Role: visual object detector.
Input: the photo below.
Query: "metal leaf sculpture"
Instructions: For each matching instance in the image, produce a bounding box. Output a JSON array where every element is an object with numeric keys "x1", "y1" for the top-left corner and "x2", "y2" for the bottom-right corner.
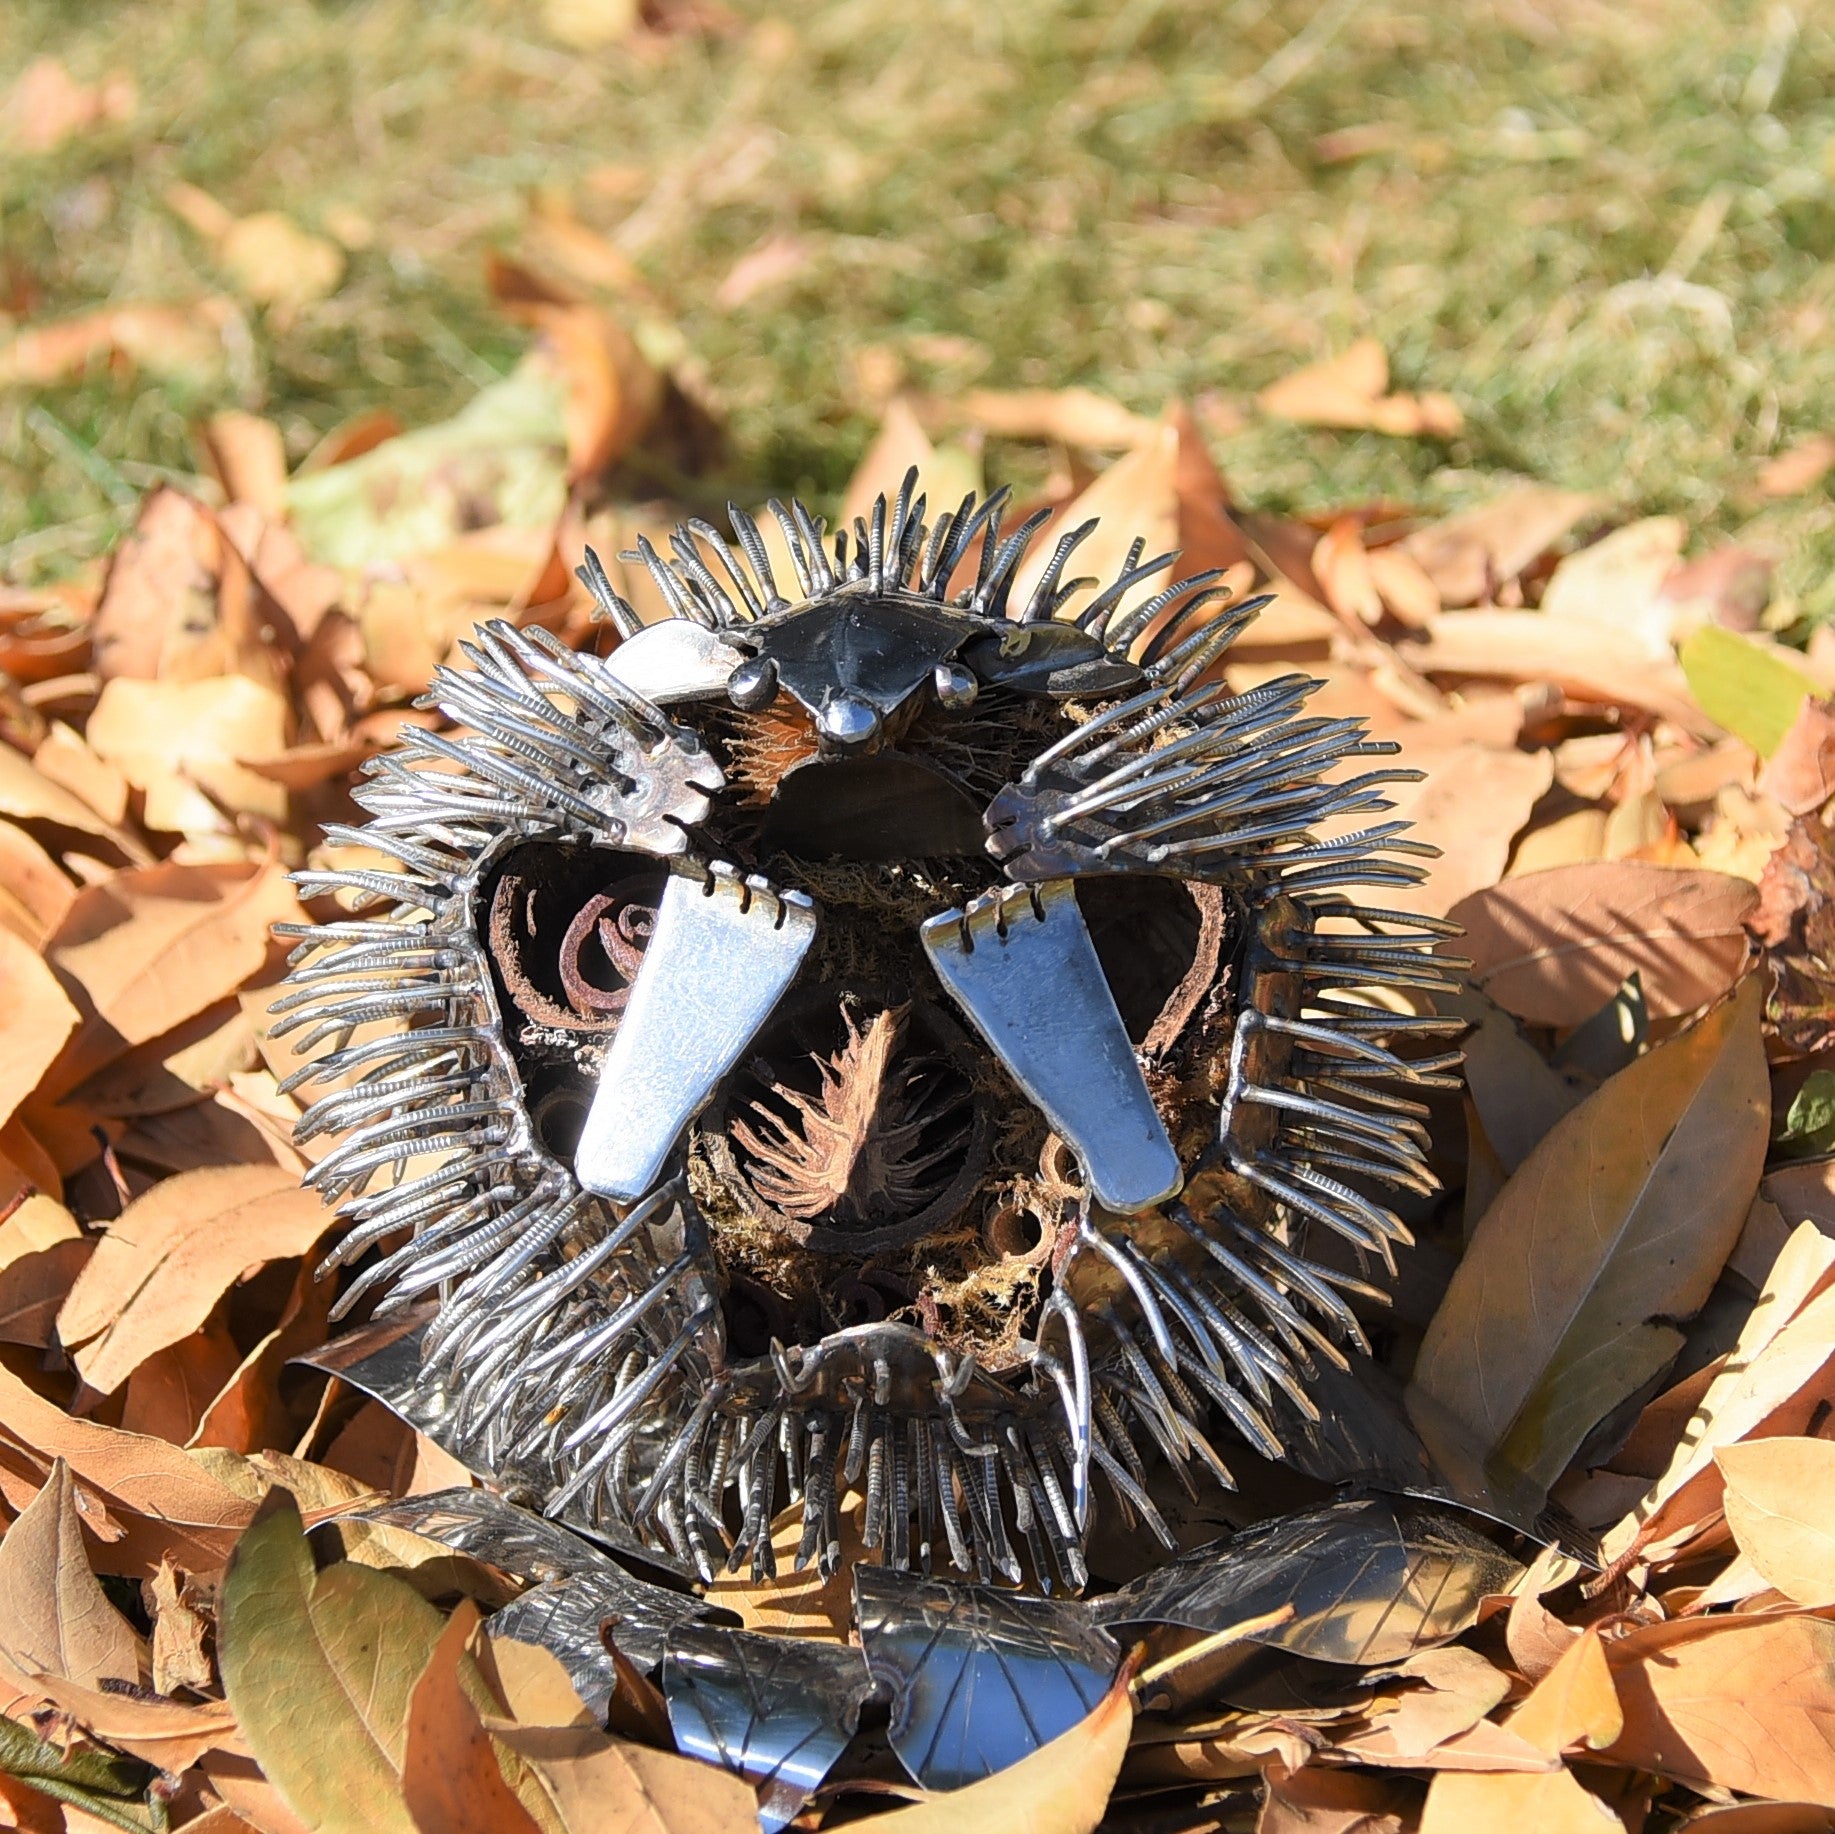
[{"x1": 278, "y1": 470, "x2": 1463, "y2": 1595}]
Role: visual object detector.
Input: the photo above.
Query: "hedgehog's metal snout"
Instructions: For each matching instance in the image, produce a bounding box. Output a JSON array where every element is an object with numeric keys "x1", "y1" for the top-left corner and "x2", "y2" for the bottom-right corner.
[{"x1": 574, "y1": 862, "x2": 818, "y2": 1203}]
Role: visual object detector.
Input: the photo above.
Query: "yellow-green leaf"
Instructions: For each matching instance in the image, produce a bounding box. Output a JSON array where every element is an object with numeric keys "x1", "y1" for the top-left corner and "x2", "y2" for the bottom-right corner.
[
  {"x1": 217, "y1": 1491, "x2": 446, "y2": 1834},
  {"x1": 1680, "y1": 626, "x2": 1817, "y2": 757}
]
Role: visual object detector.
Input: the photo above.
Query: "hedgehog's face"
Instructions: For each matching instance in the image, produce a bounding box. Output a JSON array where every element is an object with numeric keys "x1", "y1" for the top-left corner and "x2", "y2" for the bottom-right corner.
[{"x1": 283, "y1": 485, "x2": 1457, "y2": 1590}]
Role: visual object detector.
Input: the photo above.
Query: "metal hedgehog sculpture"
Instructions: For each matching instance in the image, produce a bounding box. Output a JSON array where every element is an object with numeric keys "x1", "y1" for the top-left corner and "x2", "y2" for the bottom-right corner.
[{"x1": 277, "y1": 473, "x2": 1462, "y2": 1593}]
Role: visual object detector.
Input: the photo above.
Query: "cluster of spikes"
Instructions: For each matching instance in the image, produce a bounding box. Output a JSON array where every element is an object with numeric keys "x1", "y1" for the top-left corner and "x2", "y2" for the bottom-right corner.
[
  {"x1": 589, "y1": 469, "x2": 1261, "y2": 680},
  {"x1": 275, "y1": 477, "x2": 1463, "y2": 1590}
]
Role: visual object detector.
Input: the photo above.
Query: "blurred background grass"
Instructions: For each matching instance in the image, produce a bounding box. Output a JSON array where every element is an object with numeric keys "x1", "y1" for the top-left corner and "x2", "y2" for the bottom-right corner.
[{"x1": 4, "y1": 0, "x2": 1835, "y2": 611}]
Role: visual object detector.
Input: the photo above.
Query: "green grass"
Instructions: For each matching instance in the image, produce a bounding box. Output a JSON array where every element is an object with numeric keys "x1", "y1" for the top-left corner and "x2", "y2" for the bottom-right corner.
[{"x1": 5, "y1": 0, "x2": 1835, "y2": 615}]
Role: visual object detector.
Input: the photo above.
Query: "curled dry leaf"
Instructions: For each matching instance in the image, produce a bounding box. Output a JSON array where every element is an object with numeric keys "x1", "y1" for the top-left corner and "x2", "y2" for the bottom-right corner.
[
  {"x1": 1256, "y1": 338, "x2": 1462, "y2": 437},
  {"x1": 867, "y1": 1665, "x2": 1134, "y2": 1834},
  {"x1": 57, "y1": 1165, "x2": 335, "y2": 1396},
  {"x1": 0, "y1": 1459, "x2": 140, "y2": 1693},
  {"x1": 1410, "y1": 975, "x2": 1767, "y2": 1495},
  {"x1": 401, "y1": 1604, "x2": 549, "y2": 1834},
  {"x1": 1447, "y1": 861, "x2": 1758, "y2": 1025}
]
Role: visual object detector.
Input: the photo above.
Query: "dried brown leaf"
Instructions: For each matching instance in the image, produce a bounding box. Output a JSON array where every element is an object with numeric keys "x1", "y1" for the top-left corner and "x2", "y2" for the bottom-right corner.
[
  {"x1": 490, "y1": 1721, "x2": 760, "y2": 1834},
  {"x1": 215, "y1": 213, "x2": 345, "y2": 312},
  {"x1": 1717, "y1": 1438, "x2": 1835, "y2": 1605},
  {"x1": 847, "y1": 1666, "x2": 1132, "y2": 1834},
  {"x1": 0, "y1": 1459, "x2": 140, "y2": 1690},
  {"x1": 0, "y1": 743, "x2": 138, "y2": 853},
  {"x1": 1401, "y1": 485, "x2": 1601, "y2": 607},
  {"x1": 1258, "y1": 339, "x2": 1459, "y2": 436},
  {"x1": 1506, "y1": 1627, "x2": 1622, "y2": 1757},
  {"x1": 1010, "y1": 420, "x2": 1179, "y2": 629},
  {"x1": 1442, "y1": 986, "x2": 1582, "y2": 1173},
  {"x1": 29, "y1": 1670, "x2": 243, "y2": 1770},
  {"x1": 715, "y1": 233, "x2": 809, "y2": 310},
  {"x1": 2, "y1": 57, "x2": 134, "y2": 153},
  {"x1": 957, "y1": 388, "x2": 1155, "y2": 451},
  {"x1": 44, "y1": 857, "x2": 303, "y2": 1091},
  {"x1": 1400, "y1": 609, "x2": 1710, "y2": 732},
  {"x1": 705, "y1": 1498, "x2": 859, "y2": 1641},
  {"x1": 1607, "y1": 1220, "x2": 1835, "y2": 1565},
  {"x1": 92, "y1": 489, "x2": 223, "y2": 684},
  {"x1": 0, "y1": 927, "x2": 79, "y2": 1131},
  {"x1": 1255, "y1": 1765, "x2": 1413, "y2": 1834},
  {"x1": 1448, "y1": 861, "x2": 1757, "y2": 1025},
  {"x1": 33, "y1": 725, "x2": 127, "y2": 826},
  {"x1": 1366, "y1": 542, "x2": 1442, "y2": 628},
  {"x1": 148, "y1": 1557, "x2": 214, "y2": 1696},
  {"x1": 1602, "y1": 1615, "x2": 1835, "y2": 1805},
  {"x1": 0, "y1": 821, "x2": 77, "y2": 946},
  {"x1": 0, "y1": 1360, "x2": 255, "y2": 1574},
  {"x1": 401, "y1": 1605, "x2": 549, "y2": 1834},
  {"x1": 1758, "y1": 435, "x2": 1835, "y2": 500},
  {"x1": 58, "y1": 1165, "x2": 333, "y2": 1395},
  {"x1": 86, "y1": 676, "x2": 292, "y2": 832},
  {"x1": 1541, "y1": 516, "x2": 1688, "y2": 653},
  {"x1": 1759, "y1": 698, "x2": 1835, "y2": 817},
  {"x1": 200, "y1": 414, "x2": 290, "y2": 521},
  {"x1": 1383, "y1": 743, "x2": 1554, "y2": 917},
  {"x1": 1417, "y1": 1767, "x2": 1619, "y2": 1833},
  {"x1": 1313, "y1": 519, "x2": 1384, "y2": 625},
  {"x1": 1410, "y1": 976, "x2": 1767, "y2": 1493}
]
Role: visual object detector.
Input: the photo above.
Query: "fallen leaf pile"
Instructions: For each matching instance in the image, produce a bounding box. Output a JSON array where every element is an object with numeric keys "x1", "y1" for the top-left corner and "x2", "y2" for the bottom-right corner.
[{"x1": 2, "y1": 259, "x2": 1835, "y2": 1833}]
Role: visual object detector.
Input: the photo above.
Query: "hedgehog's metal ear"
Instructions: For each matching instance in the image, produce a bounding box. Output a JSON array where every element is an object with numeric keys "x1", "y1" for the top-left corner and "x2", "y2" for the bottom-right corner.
[
  {"x1": 920, "y1": 881, "x2": 1181, "y2": 1215},
  {"x1": 575, "y1": 864, "x2": 817, "y2": 1203}
]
